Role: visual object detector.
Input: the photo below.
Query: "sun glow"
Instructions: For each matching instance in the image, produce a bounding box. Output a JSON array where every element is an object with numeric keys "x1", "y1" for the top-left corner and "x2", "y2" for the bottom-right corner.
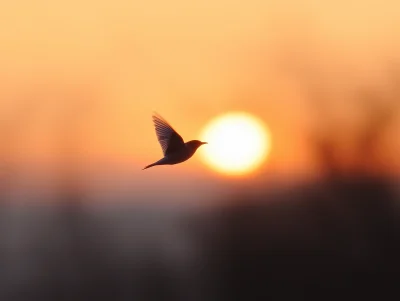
[{"x1": 200, "y1": 112, "x2": 271, "y2": 176}]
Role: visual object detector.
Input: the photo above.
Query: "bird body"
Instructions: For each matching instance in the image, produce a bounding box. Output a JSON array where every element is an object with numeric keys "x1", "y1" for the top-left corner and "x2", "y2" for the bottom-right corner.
[{"x1": 143, "y1": 113, "x2": 207, "y2": 170}]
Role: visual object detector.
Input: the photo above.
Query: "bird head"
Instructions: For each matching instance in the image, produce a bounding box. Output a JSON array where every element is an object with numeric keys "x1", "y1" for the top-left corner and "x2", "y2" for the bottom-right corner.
[{"x1": 186, "y1": 140, "x2": 208, "y2": 151}]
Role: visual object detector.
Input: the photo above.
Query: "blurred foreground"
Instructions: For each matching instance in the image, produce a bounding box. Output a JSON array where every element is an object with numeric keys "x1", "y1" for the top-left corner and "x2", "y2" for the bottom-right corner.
[{"x1": 1, "y1": 174, "x2": 399, "y2": 300}]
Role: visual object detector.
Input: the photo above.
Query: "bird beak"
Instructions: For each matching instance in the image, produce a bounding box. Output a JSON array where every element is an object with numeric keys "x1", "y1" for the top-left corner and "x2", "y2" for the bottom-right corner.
[{"x1": 201, "y1": 142, "x2": 208, "y2": 145}]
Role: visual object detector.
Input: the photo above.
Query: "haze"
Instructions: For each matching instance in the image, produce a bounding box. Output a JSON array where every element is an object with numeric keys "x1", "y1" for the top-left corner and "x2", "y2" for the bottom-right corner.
[{"x1": 1, "y1": 0, "x2": 399, "y2": 203}]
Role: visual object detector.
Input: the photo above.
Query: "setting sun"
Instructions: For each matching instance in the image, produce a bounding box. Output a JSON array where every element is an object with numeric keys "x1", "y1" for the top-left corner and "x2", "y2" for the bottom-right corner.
[{"x1": 200, "y1": 112, "x2": 271, "y2": 176}]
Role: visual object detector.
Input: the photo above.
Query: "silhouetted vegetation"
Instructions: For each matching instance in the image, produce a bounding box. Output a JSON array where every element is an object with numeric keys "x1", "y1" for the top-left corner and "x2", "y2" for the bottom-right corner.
[{"x1": 0, "y1": 173, "x2": 398, "y2": 300}]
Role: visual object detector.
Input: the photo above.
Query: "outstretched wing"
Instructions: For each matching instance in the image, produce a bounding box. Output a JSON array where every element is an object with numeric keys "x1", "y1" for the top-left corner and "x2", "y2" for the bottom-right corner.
[{"x1": 152, "y1": 113, "x2": 185, "y2": 156}]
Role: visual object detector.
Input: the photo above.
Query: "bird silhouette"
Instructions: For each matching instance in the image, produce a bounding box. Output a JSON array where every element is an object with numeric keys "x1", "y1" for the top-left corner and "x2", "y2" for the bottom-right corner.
[{"x1": 143, "y1": 113, "x2": 207, "y2": 170}]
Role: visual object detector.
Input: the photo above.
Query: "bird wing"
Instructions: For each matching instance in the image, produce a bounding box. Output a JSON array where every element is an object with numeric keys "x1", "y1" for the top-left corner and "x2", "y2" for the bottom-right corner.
[{"x1": 152, "y1": 113, "x2": 185, "y2": 156}]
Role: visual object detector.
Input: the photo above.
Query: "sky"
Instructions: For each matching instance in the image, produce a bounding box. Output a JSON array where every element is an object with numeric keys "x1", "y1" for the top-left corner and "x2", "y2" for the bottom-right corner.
[{"x1": 1, "y1": 0, "x2": 400, "y2": 203}]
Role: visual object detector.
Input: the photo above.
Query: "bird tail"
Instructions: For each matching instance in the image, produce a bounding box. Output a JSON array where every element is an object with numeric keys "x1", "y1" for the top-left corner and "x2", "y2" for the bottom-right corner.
[
  {"x1": 142, "y1": 163, "x2": 157, "y2": 170},
  {"x1": 142, "y1": 158, "x2": 168, "y2": 170}
]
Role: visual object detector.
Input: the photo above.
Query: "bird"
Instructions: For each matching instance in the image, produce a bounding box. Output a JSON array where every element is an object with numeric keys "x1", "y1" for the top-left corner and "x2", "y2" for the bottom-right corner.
[{"x1": 143, "y1": 113, "x2": 208, "y2": 170}]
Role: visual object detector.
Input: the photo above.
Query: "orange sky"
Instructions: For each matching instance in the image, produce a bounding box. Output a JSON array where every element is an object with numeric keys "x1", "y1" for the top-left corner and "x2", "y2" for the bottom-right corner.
[{"x1": 1, "y1": 1, "x2": 400, "y2": 202}]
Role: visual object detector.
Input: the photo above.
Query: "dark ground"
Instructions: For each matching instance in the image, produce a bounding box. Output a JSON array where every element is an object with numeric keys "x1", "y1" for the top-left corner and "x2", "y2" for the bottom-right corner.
[{"x1": 1, "y1": 175, "x2": 399, "y2": 301}]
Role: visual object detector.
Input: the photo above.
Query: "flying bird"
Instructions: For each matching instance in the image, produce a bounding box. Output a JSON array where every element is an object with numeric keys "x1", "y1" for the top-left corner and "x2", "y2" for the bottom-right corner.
[{"x1": 143, "y1": 113, "x2": 207, "y2": 170}]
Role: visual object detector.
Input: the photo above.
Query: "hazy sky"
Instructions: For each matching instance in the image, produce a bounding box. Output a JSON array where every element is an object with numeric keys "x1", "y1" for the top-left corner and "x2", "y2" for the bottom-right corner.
[{"x1": 1, "y1": 1, "x2": 399, "y2": 203}]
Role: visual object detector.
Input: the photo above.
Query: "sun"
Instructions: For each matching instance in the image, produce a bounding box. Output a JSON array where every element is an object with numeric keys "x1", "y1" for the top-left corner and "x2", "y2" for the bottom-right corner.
[{"x1": 200, "y1": 112, "x2": 271, "y2": 176}]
